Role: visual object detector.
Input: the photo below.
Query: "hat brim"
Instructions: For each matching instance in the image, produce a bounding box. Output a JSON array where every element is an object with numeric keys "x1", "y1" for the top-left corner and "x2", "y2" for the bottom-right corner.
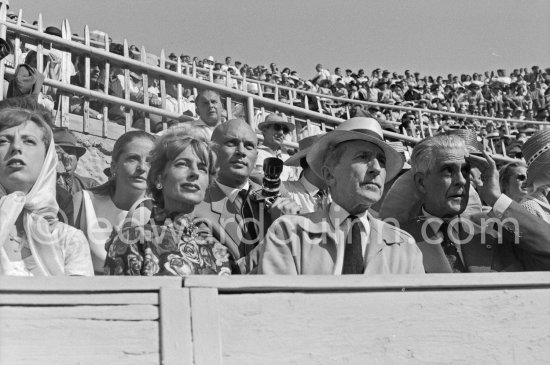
[
  {"x1": 257, "y1": 120, "x2": 295, "y2": 132},
  {"x1": 306, "y1": 130, "x2": 405, "y2": 182},
  {"x1": 58, "y1": 143, "x2": 86, "y2": 158},
  {"x1": 284, "y1": 148, "x2": 309, "y2": 167}
]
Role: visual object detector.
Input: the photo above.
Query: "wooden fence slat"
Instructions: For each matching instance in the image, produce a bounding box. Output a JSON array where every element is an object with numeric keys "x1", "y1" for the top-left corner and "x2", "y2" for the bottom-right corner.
[
  {"x1": 159, "y1": 287, "x2": 193, "y2": 365},
  {"x1": 183, "y1": 272, "x2": 550, "y2": 293},
  {"x1": 36, "y1": 13, "x2": 44, "y2": 73},
  {"x1": 159, "y1": 49, "x2": 167, "y2": 131},
  {"x1": 59, "y1": 19, "x2": 71, "y2": 128},
  {"x1": 0, "y1": 276, "x2": 183, "y2": 291},
  {"x1": 189, "y1": 288, "x2": 222, "y2": 365},
  {"x1": 140, "y1": 45, "x2": 150, "y2": 133},
  {"x1": 0, "y1": 292, "x2": 158, "y2": 305},
  {"x1": 82, "y1": 24, "x2": 90, "y2": 133},
  {"x1": 0, "y1": 4, "x2": 7, "y2": 99},
  {"x1": 101, "y1": 32, "x2": 110, "y2": 137},
  {"x1": 123, "y1": 38, "x2": 133, "y2": 131}
]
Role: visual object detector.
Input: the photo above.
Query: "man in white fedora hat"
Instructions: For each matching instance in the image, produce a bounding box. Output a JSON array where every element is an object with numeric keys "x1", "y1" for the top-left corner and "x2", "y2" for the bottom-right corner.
[{"x1": 258, "y1": 117, "x2": 425, "y2": 275}]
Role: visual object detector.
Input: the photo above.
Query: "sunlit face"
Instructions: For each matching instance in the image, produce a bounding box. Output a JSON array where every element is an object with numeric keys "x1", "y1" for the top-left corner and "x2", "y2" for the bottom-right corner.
[
  {"x1": 215, "y1": 122, "x2": 258, "y2": 187},
  {"x1": 505, "y1": 166, "x2": 528, "y2": 203},
  {"x1": 417, "y1": 147, "x2": 471, "y2": 218},
  {"x1": 262, "y1": 124, "x2": 288, "y2": 149},
  {"x1": 324, "y1": 140, "x2": 387, "y2": 213},
  {"x1": 161, "y1": 146, "x2": 210, "y2": 206},
  {"x1": 56, "y1": 145, "x2": 79, "y2": 174},
  {"x1": 195, "y1": 91, "x2": 223, "y2": 127},
  {"x1": 112, "y1": 138, "x2": 155, "y2": 192},
  {"x1": 0, "y1": 121, "x2": 47, "y2": 194}
]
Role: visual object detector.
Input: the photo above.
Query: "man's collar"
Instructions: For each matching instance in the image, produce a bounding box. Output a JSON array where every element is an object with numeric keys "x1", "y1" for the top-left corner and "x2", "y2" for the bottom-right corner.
[
  {"x1": 215, "y1": 180, "x2": 249, "y2": 203},
  {"x1": 329, "y1": 201, "x2": 368, "y2": 228},
  {"x1": 299, "y1": 175, "x2": 319, "y2": 196}
]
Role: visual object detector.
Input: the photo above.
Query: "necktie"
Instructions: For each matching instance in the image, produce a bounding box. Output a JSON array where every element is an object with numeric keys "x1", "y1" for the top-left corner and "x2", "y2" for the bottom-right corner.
[
  {"x1": 342, "y1": 215, "x2": 364, "y2": 274},
  {"x1": 313, "y1": 190, "x2": 325, "y2": 211},
  {"x1": 440, "y1": 221, "x2": 466, "y2": 273},
  {"x1": 236, "y1": 188, "x2": 259, "y2": 256}
]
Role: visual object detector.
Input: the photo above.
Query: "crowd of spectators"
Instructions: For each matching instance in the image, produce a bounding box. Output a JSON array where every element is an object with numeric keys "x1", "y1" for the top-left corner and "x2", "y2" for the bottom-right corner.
[{"x1": 1, "y1": 95, "x2": 550, "y2": 278}]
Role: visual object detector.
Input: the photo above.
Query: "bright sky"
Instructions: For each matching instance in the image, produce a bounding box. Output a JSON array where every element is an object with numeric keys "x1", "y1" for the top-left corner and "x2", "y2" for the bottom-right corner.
[{"x1": 15, "y1": 0, "x2": 550, "y2": 79}]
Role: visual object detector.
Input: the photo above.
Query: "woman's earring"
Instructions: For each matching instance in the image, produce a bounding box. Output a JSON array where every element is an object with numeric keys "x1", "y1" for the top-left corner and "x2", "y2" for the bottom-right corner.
[{"x1": 156, "y1": 182, "x2": 163, "y2": 190}]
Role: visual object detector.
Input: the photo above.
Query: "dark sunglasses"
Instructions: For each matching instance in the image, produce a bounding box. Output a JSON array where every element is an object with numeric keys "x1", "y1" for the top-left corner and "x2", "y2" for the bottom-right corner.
[
  {"x1": 272, "y1": 124, "x2": 290, "y2": 134},
  {"x1": 516, "y1": 174, "x2": 527, "y2": 181}
]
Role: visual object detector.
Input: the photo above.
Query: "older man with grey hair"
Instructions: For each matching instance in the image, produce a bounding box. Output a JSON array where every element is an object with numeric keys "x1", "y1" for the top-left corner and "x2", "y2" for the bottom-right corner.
[
  {"x1": 400, "y1": 133, "x2": 550, "y2": 273},
  {"x1": 258, "y1": 117, "x2": 424, "y2": 275}
]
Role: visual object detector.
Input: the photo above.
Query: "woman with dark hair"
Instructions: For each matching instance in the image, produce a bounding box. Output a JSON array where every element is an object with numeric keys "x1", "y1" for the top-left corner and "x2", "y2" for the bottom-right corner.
[
  {"x1": 104, "y1": 127, "x2": 230, "y2": 276},
  {"x1": 73, "y1": 130, "x2": 155, "y2": 274},
  {"x1": 0, "y1": 103, "x2": 93, "y2": 276}
]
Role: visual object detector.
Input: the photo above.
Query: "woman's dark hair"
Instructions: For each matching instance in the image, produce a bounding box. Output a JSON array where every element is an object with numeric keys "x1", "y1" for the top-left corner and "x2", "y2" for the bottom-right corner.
[
  {"x1": 0, "y1": 96, "x2": 53, "y2": 149},
  {"x1": 147, "y1": 128, "x2": 216, "y2": 207},
  {"x1": 89, "y1": 130, "x2": 156, "y2": 196}
]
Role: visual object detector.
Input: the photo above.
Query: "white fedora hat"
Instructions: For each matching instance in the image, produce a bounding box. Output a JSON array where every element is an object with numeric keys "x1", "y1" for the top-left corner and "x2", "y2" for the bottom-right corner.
[{"x1": 306, "y1": 117, "x2": 404, "y2": 182}]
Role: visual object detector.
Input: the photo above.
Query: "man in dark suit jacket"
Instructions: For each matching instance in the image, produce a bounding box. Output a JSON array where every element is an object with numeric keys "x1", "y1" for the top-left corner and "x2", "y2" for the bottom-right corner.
[
  {"x1": 194, "y1": 119, "x2": 299, "y2": 273},
  {"x1": 402, "y1": 133, "x2": 550, "y2": 273},
  {"x1": 53, "y1": 128, "x2": 98, "y2": 194}
]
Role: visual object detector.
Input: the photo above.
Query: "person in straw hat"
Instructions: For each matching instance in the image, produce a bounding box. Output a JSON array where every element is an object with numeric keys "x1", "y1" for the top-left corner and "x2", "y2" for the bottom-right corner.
[
  {"x1": 280, "y1": 135, "x2": 328, "y2": 213},
  {"x1": 252, "y1": 113, "x2": 298, "y2": 183},
  {"x1": 517, "y1": 129, "x2": 550, "y2": 270},
  {"x1": 53, "y1": 127, "x2": 98, "y2": 195},
  {"x1": 258, "y1": 117, "x2": 424, "y2": 275},
  {"x1": 520, "y1": 129, "x2": 550, "y2": 223}
]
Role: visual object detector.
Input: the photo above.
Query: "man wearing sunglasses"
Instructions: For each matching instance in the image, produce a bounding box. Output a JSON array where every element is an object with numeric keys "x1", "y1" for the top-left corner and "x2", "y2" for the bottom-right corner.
[{"x1": 252, "y1": 113, "x2": 299, "y2": 183}]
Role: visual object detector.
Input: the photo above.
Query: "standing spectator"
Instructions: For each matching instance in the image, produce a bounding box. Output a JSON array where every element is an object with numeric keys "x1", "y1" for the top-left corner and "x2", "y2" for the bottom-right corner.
[{"x1": 313, "y1": 63, "x2": 331, "y2": 82}]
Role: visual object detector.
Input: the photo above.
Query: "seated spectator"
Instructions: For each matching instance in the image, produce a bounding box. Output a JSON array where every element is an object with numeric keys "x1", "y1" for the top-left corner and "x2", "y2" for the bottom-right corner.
[
  {"x1": 499, "y1": 161, "x2": 529, "y2": 203},
  {"x1": 0, "y1": 101, "x2": 93, "y2": 276},
  {"x1": 186, "y1": 89, "x2": 225, "y2": 138},
  {"x1": 253, "y1": 113, "x2": 299, "y2": 183},
  {"x1": 521, "y1": 130, "x2": 550, "y2": 223},
  {"x1": 258, "y1": 117, "x2": 424, "y2": 275},
  {"x1": 73, "y1": 131, "x2": 155, "y2": 274},
  {"x1": 70, "y1": 56, "x2": 125, "y2": 123},
  {"x1": 54, "y1": 128, "x2": 99, "y2": 194},
  {"x1": 516, "y1": 130, "x2": 550, "y2": 270},
  {"x1": 104, "y1": 130, "x2": 231, "y2": 276},
  {"x1": 401, "y1": 134, "x2": 524, "y2": 273},
  {"x1": 281, "y1": 135, "x2": 329, "y2": 213}
]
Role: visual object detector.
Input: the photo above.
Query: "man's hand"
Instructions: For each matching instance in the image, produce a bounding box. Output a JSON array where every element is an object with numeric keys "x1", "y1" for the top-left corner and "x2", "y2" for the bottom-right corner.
[
  {"x1": 467, "y1": 149, "x2": 502, "y2": 206},
  {"x1": 269, "y1": 197, "x2": 300, "y2": 220}
]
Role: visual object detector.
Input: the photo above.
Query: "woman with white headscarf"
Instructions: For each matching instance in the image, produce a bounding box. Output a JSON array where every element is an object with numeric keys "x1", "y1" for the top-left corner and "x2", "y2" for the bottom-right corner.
[{"x1": 0, "y1": 100, "x2": 93, "y2": 276}]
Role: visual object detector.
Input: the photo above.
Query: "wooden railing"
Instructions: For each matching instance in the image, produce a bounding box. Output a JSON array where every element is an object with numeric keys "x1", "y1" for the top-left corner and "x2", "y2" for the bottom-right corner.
[
  {"x1": 0, "y1": 4, "x2": 528, "y2": 162},
  {"x1": 1, "y1": 273, "x2": 550, "y2": 365}
]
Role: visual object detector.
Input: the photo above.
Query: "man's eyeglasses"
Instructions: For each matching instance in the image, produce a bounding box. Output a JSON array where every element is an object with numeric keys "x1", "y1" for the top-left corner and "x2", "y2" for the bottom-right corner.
[
  {"x1": 516, "y1": 174, "x2": 527, "y2": 181},
  {"x1": 272, "y1": 124, "x2": 290, "y2": 134}
]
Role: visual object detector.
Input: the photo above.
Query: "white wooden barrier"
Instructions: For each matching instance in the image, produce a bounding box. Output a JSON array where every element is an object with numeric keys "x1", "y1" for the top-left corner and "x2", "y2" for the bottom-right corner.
[{"x1": 1, "y1": 273, "x2": 550, "y2": 365}]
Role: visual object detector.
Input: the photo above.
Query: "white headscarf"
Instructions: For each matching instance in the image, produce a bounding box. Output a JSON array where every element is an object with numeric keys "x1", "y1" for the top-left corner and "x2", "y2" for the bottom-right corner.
[{"x1": 0, "y1": 134, "x2": 65, "y2": 275}]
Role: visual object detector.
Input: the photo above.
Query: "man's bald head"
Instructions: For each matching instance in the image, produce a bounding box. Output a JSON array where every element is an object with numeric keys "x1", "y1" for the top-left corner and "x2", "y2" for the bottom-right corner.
[
  {"x1": 212, "y1": 118, "x2": 257, "y2": 145},
  {"x1": 212, "y1": 119, "x2": 259, "y2": 187}
]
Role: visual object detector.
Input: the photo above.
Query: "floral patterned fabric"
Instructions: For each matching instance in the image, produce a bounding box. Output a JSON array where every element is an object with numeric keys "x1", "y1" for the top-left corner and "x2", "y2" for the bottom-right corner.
[{"x1": 104, "y1": 202, "x2": 231, "y2": 276}]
